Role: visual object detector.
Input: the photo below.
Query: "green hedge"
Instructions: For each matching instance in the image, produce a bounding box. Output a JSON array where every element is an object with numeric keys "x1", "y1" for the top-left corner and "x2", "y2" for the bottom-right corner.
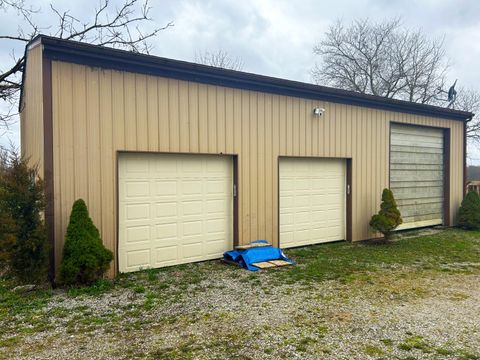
[
  {"x1": 458, "y1": 191, "x2": 480, "y2": 230},
  {"x1": 0, "y1": 151, "x2": 48, "y2": 284}
]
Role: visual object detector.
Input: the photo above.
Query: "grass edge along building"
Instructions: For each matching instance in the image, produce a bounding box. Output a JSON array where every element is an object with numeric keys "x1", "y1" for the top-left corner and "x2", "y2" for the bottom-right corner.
[{"x1": 20, "y1": 35, "x2": 473, "y2": 279}]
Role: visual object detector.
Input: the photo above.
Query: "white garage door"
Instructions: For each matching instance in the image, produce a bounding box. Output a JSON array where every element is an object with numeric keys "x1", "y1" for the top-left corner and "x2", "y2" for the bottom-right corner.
[
  {"x1": 390, "y1": 124, "x2": 444, "y2": 230},
  {"x1": 280, "y1": 158, "x2": 346, "y2": 248},
  {"x1": 118, "y1": 153, "x2": 233, "y2": 273}
]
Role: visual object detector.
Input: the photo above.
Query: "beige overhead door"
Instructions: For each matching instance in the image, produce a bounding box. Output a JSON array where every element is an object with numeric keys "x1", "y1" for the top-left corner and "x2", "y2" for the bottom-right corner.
[
  {"x1": 390, "y1": 123, "x2": 444, "y2": 230},
  {"x1": 118, "y1": 153, "x2": 233, "y2": 273},
  {"x1": 280, "y1": 158, "x2": 346, "y2": 248}
]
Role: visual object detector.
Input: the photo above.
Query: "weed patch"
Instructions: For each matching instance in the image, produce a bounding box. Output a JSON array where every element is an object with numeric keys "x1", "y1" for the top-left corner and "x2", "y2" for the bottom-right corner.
[
  {"x1": 364, "y1": 344, "x2": 385, "y2": 356},
  {"x1": 398, "y1": 335, "x2": 432, "y2": 353}
]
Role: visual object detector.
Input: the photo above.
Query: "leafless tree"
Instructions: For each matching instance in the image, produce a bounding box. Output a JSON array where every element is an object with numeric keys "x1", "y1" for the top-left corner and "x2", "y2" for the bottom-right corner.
[
  {"x1": 312, "y1": 17, "x2": 480, "y2": 144},
  {"x1": 454, "y1": 88, "x2": 480, "y2": 142},
  {"x1": 195, "y1": 49, "x2": 243, "y2": 71},
  {"x1": 0, "y1": 0, "x2": 173, "y2": 132},
  {"x1": 312, "y1": 18, "x2": 448, "y2": 104}
]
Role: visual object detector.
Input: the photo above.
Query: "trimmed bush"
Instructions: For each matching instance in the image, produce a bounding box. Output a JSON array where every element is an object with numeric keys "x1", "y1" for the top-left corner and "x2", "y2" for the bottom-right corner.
[
  {"x1": 370, "y1": 188, "x2": 402, "y2": 241},
  {"x1": 458, "y1": 191, "x2": 480, "y2": 230},
  {"x1": 0, "y1": 149, "x2": 48, "y2": 283},
  {"x1": 60, "y1": 199, "x2": 113, "y2": 285}
]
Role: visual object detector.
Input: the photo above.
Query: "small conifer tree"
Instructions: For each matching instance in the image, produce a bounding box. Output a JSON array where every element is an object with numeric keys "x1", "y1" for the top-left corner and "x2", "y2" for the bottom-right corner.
[
  {"x1": 60, "y1": 199, "x2": 113, "y2": 285},
  {"x1": 458, "y1": 191, "x2": 480, "y2": 230},
  {"x1": 0, "y1": 150, "x2": 48, "y2": 283},
  {"x1": 0, "y1": 211, "x2": 16, "y2": 270},
  {"x1": 370, "y1": 188, "x2": 402, "y2": 241}
]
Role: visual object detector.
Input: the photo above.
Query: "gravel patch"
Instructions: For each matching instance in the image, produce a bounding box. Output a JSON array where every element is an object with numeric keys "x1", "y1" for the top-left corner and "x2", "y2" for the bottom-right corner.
[{"x1": 2, "y1": 264, "x2": 479, "y2": 360}]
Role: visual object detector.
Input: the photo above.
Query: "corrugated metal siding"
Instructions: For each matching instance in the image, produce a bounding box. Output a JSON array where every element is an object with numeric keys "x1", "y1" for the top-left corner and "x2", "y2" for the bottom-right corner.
[
  {"x1": 20, "y1": 44, "x2": 44, "y2": 174},
  {"x1": 49, "y1": 61, "x2": 465, "y2": 276}
]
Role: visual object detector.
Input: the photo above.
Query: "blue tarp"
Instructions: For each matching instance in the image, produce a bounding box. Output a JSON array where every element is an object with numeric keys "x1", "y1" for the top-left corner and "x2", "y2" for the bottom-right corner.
[{"x1": 223, "y1": 240, "x2": 294, "y2": 271}]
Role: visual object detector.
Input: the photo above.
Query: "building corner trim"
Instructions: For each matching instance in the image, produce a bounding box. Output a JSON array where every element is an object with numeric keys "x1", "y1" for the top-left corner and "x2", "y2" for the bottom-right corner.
[
  {"x1": 443, "y1": 128, "x2": 451, "y2": 226},
  {"x1": 464, "y1": 122, "x2": 467, "y2": 199},
  {"x1": 42, "y1": 57, "x2": 55, "y2": 284}
]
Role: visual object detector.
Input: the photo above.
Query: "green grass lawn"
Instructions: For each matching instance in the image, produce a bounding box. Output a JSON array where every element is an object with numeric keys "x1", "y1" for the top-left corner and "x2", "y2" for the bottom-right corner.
[{"x1": 280, "y1": 228, "x2": 480, "y2": 284}]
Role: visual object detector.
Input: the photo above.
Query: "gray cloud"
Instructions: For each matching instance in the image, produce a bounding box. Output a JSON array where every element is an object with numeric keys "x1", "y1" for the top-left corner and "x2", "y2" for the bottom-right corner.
[{"x1": 1, "y1": 0, "x2": 479, "y2": 160}]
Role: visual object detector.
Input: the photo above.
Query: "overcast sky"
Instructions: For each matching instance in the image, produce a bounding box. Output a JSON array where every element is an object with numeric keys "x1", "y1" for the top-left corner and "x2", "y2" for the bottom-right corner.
[{"x1": 1, "y1": 0, "x2": 480, "y2": 161}]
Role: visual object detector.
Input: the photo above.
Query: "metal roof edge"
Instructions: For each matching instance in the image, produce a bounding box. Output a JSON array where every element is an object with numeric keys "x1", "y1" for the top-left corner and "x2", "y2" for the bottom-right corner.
[{"x1": 33, "y1": 35, "x2": 474, "y2": 122}]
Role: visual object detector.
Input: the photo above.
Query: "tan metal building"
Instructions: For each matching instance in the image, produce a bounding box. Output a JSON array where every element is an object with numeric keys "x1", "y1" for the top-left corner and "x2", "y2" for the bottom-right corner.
[{"x1": 20, "y1": 36, "x2": 472, "y2": 279}]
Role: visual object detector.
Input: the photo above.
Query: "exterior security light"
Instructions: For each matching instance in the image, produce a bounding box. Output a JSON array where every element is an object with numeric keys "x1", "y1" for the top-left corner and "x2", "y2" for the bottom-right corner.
[{"x1": 313, "y1": 107, "x2": 325, "y2": 116}]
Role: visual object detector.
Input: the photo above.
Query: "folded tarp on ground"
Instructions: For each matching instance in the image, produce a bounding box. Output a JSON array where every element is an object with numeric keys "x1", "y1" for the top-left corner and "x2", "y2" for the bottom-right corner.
[{"x1": 223, "y1": 240, "x2": 294, "y2": 271}]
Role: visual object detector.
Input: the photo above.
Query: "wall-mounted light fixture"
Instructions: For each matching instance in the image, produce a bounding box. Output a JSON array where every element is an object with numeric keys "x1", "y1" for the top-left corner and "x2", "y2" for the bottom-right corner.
[{"x1": 313, "y1": 107, "x2": 325, "y2": 117}]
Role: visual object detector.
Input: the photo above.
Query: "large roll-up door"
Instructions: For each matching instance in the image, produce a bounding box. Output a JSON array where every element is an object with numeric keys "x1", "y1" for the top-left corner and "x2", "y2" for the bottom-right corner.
[
  {"x1": 118, "y1": 153, "x2": 233, "y2": 273},
  {"x1": 279, "y1": 158, "x2": 346, "y2": 248},
  {"x1": 390, "y1": 124, "x2": 444, "y2": 230}
]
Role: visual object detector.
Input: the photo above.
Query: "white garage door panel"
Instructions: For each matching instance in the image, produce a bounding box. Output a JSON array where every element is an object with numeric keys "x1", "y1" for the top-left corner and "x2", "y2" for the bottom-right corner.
[
  {"x1": 119, "y1": 153, "x2": 233, "y2": 273},
  {"x1": 280, "y1": 158, "x2": 346, "y2": 248}
]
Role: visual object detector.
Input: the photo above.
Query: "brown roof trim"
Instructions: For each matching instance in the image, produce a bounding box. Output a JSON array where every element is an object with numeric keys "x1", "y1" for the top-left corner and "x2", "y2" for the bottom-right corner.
[{"x1": 28, "y1": 35, "x2": 473, "y2": 122}]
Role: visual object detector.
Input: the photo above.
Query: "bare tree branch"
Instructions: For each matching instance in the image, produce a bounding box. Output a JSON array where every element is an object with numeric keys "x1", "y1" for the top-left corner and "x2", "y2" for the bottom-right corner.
[
  {"x1": 312, "y1": 17, "x2": 480, "y2": 148},
  {"x1": 0, "y1": 0, "x2": 173, "y2": 130},
  {"x1": 312, "y1": 18, "x2": 449, "y2": 105},
  {"x1": 0, "y1": 35, "x2": 30, "y2": 42},
  {"x1": 195, "y1": 49, "x2": 244, "y2": 71},
  {"x1": 453, "y1": 87, "x2": 480, "y2": 142}
]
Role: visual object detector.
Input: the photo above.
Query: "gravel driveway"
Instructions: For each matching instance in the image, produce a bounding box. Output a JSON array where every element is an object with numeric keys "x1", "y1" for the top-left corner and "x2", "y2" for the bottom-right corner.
[{"x1": 1, "y1": 229, "x2": 480, "y2": 359}]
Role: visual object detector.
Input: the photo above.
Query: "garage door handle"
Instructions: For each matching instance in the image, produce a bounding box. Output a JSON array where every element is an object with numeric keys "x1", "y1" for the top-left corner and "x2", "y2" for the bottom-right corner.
[{"x1": 347, "y1": 184, "x2": 351, "y2": 195}]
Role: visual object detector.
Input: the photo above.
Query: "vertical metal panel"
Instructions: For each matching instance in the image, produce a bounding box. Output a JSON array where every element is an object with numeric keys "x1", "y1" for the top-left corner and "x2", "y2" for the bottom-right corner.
[
  {"x1": 147, "y1": 76, "x2": 159, "y2": 151},
  {"x1": 20, "y1": 45, "x2": 44, "y2": 174},
  {"x1": 48, "y1": 61, "x2": 466, "y2": 275},
  {"x1": 305, "y1": 100, "x2": 312, "y2": 156},
  {"x1": 112, "y1": 71, "x2": 125, "y2": 150},
  {"x1": 188, "y1": 82, "x2": 199, "y2": 153},
  {"x1": 58, "y1": 63, "x2": 75, "y2": 270},
  {"x1": 207, "y1": 85, "x2": 217, "y2": 153},
  {"x1": 51, "y1": 61, "x2": 62, "y2": 271},
  {"x1": 198, "y1": 84, "x2": 208, "y2": 153},
  {"x1": 72, "y1": 66, "x2": 88, "y2": 198},
  {"x1": 168, "y1": 79, "x2": 179, "y2": 151},
  {"x1": 99, "y1": 69, "x2": 115, "y2": 275},
  {"x1": 124, "y1": 72, "x2": 136, "y2": 150},
  {"x1": 232, "y1": 89, "x2": 243, "y2": 240},
  {"x1": 85, "y1": 67, "x2": 102, "y2": 231},
  {"x1": 240, "y1": 90, "x2": 250, "y2": 241},
  {"x1": 179, "y1": 81, "x2": 190, "y2": 152},
  {"x1": 224, "y1": 88, "x2": 234, "y2": 154},
  {"x1": 272, "y1": 95, "x2": 280, "y2": 240},
  {"x1": 257, "y1": 93, "x2": 265, "y2": 239},
  {"x1": 265, "y1": 94, "x2": 274, "y2": 239},
  {"x1": 217, "y1": 87, "x2": 226, "y2": 152},
  {"x1": 158, "y1": 78, "x2": 169, "y2": 151},
  {"x1": 249, "y1": 92, "x2": 258, "y2": 237},
  {"x1": 135, "y1": 74, "x2": 148, "y2": 150}
]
